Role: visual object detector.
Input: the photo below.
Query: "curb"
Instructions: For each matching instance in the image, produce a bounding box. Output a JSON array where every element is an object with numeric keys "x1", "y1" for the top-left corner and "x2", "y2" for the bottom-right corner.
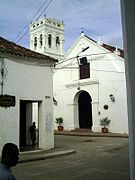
[
  {"x1": 54, "y1": 131, "x2": 129, "y2": 138},
  {"x1": 19, "y1": 149, "x2": 76, "y2": 163}
]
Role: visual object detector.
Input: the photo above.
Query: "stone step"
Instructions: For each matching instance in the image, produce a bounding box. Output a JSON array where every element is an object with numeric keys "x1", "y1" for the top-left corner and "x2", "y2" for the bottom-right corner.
[{"x1": 71, "y1": 128, "x2": 92, "y2": 132}]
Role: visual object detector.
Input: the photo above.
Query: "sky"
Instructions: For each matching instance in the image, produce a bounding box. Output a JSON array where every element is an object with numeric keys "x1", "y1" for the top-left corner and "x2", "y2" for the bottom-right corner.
[{"x1": 0, "y1": 0, "x2": 123, "y2": 52}]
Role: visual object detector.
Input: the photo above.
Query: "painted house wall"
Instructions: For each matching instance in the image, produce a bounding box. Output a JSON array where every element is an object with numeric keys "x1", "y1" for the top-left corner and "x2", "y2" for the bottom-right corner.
[
  {"x1": 0, "y1": 57, "x2": 54, "y2": 153},
  {"x1": 53, "y1": 34, "x2": 128, "y2": 134}
]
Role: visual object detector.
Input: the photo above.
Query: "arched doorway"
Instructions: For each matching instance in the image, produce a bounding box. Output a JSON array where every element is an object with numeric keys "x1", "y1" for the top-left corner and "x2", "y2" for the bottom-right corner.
[{"x1": 78, "y1": 91, "x2": 92, "y2": 129}]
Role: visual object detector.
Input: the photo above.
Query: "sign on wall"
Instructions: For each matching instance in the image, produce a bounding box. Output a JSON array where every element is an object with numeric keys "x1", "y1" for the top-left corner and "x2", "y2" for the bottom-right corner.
[{"x1": 0, "y1": 95, "x2": 15, "y2": 108}]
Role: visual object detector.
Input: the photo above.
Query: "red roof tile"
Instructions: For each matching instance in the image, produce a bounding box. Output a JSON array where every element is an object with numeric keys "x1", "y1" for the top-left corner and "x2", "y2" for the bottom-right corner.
[
  {"x1": 85, "y1": 35, "x2": 124, "y2": 58},
  {"x1": 0, "y1": 37, "x2": 58, "y2": 63},
  {"x1": 102, "y1": 43, "x2": 124, "y2": 58}
]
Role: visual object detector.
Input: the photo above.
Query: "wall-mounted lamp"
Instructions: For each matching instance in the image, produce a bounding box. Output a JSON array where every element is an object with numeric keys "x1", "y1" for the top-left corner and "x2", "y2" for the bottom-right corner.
[{"x1": 109, "y1": 94, "x2": 115, "y2": 102}]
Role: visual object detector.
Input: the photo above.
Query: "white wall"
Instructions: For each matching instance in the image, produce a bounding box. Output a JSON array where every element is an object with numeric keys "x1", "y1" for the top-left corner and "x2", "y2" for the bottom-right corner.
[
  {"x1": 0, "y1": 57, "x2": 54, "y2": 153},
  {"x1": 0, "y1": 98, "x2": 20, "y2": 152}
]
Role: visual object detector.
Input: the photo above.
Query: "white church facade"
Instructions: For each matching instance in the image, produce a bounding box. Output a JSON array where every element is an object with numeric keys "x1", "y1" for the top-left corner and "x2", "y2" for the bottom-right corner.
[
  {"x1": 0, "y1": 37, "x2": 57, "y2": 153},
  {"x1": 30, "y1": 17, "x2": 128, "y2": 134}
]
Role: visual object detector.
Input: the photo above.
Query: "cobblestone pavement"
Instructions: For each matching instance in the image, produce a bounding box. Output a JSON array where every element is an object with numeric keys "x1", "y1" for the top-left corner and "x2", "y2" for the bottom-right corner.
[{"x1": 13, "y1": 135, "x2": 130, "y2": 180}]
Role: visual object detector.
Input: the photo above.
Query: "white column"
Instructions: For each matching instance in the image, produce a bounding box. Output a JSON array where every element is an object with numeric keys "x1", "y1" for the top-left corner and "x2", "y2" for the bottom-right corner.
[
  {"x1": 38, "y1": 97, "x2": 54, "y2": 150},
  {"x1": 121, "y1": 1, "x2": 135, "y2": 179},
  {"x1": 73, "y1": 103, "x2": 79, "y2": 129}
]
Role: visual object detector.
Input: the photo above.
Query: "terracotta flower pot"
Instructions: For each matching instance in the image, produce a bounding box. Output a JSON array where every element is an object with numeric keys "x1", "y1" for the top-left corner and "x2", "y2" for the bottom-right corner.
[
  {"x1": 58, "y1": 126, "x2": 64, "y2": 131},
  {"x1": 101, "y1": 127, "x2": 108, "y2": 133}
]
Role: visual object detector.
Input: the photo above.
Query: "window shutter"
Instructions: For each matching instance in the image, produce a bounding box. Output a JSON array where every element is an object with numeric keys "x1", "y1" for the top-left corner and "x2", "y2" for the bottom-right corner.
[{"x1": 79, "y1": 63, "x2": 90, "y2": 79}]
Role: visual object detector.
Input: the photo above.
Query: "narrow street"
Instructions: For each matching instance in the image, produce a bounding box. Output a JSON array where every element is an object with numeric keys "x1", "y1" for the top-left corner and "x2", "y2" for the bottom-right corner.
[{"x1": 13, "y1": 135, "x2": 130, "y2": 180}]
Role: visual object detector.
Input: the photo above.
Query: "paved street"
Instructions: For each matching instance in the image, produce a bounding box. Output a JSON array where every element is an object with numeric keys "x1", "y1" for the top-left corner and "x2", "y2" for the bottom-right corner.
[{"x1": 13, "y1": 135, "x2": 130, "y2": 180}]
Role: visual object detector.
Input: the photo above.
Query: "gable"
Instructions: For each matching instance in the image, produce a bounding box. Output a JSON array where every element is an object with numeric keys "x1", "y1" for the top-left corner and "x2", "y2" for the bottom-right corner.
[
  {"x1": 66, "y1": 34, "x2": 124, "y2": 61},
  {"x1": 59, "y1": 33, "x2": 125, "y2": 75}
]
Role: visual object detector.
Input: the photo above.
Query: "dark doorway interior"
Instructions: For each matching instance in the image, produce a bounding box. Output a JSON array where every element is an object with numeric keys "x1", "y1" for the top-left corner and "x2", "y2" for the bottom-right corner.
[
  {"x1": 19, "y1": 100, "x2": 39, "y2": 151},
  {"x1": 20, "y1": 100, "x2": 26, "y2": 147},
  {"x1": 78, "y1": 91, "x2": 92, "y2": 129},
  {"x1": 20, "y1": 100, "x2": 39, "y2": 151}
]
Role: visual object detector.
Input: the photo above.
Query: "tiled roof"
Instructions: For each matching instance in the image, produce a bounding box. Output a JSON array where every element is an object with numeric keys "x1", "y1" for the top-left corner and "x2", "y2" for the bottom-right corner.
[
  {"x1": 85, "y1": 35, "x2": 124, "y2": 58},
  {"x1": 0, "y1": 37, "x2": 58, "y2": 63},
  {"x1": 102, "y1": 43, "x2": 124, "y2": 58}
]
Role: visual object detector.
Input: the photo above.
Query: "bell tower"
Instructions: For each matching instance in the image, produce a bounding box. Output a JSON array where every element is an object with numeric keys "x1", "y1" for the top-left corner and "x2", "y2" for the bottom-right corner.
[{"x1": 29, "y1": 17, "x2": 65, "y2": 60}]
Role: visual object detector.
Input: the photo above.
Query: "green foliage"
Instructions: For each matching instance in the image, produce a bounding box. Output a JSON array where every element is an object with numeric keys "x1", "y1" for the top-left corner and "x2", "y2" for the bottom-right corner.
[
  {"x1": 55, "y1": 117, "x2": 63, "y2": 126},
  {"x1": 100, "y1": 117, "x2": 111, "y2": 128}
]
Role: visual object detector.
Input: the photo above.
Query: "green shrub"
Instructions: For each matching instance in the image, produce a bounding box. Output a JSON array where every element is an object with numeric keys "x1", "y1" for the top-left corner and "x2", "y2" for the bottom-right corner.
[
  {"x1": 100, "y1": 117, "x2": 111, "y2": 128},
  {"x1": 55, "y1": 117, "x2": 63, "y2": 126}
]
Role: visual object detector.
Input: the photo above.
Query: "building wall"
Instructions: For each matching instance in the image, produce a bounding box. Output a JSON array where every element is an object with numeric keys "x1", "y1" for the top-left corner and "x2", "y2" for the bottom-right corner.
[
  {"x1": 0, "y1": 57, "x2": 54, "y2": 152},
  {"x1": 54, "y1": 77, "x2": 128, "y2": 133},
  {"x1": 53, "y1": 35, "x2": 128, "y2": 134},
  {"x1": 30, "y1": 18, "x2": 128, "y2": 134}
]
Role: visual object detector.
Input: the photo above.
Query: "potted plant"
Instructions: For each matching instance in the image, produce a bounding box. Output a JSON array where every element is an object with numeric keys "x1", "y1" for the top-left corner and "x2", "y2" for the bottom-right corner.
[
  {"x1": 100, "y1": 117, "x2": 111, "y2": 133},
  {"x1": 55, "y1": 117, "x2": 64, "y2": 131}
]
